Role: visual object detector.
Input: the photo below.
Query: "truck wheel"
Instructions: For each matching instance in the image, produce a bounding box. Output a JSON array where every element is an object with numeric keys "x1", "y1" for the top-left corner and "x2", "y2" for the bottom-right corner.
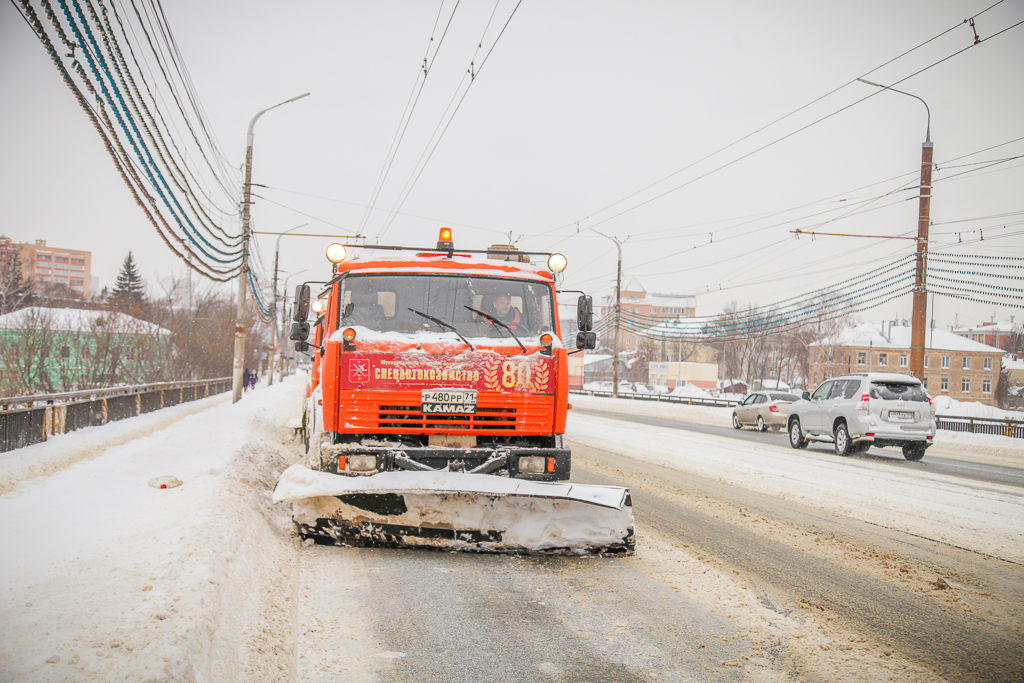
[
  {"x1": 789, "y1": 419, "x2": 808, "y2": 449},
  {"x1": 756, "y1": 415, "x2": 767, "y2": 432},
  {"x1": 733, "y1": 414, "x2": 742, "y2": 430},
  {"x1": 834, "y1": 422, "x2": 852, "y2": 457},
  {"x1": 902, "y1": 444, "x2": 926, "y2": 461}
]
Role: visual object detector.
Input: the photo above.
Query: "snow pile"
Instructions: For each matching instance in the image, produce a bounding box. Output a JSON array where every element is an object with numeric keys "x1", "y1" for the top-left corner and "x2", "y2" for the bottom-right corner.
[
  {"x1": 932, "y1": 395, "x2": 1023, "y2": 420},
  {"x1": 0, "y1": 376, "x2": 307, "y2": 681},
  {"x1": 668, "y1": 383, "x2": 712, "y2": 399}
]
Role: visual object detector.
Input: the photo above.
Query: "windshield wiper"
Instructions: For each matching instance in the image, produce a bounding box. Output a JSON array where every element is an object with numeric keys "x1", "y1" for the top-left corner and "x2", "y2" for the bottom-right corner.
[
  {"x1": 407, "y1": 308, "x2": 475, "y2": 352},
  {"x1": 464, "y1": 306, "x2": 527, "y2": 354}
]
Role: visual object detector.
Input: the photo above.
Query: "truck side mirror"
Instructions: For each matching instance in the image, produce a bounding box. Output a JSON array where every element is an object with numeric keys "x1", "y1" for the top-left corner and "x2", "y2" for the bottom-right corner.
[
  {"x1": 293, "y1": 284, "x2": 311, "y2": 322},
  {"x1": 289, "y1": 321, "x2": 310, "y2": 342},
  {"x1": 577, "y1": 295, "x2": 593, "y2": 332},
  {"x1": 576, "y1": 331, "x2": 597, "y2": 350}
]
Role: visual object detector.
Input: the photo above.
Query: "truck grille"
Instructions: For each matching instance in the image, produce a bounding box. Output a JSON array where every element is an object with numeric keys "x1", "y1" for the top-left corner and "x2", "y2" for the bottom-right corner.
[{"x1": 378, "y1": 405, "x2": 517, "y2": 431}]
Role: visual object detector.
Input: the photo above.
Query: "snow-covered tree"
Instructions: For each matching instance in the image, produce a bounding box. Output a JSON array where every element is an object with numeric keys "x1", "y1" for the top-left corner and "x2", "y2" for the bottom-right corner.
[{"x1": 0, "y1": 250, "x2": 35, "y2": 314}]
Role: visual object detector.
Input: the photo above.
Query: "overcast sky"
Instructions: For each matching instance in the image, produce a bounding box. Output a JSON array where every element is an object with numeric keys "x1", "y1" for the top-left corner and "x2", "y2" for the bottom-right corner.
[{"x1": 2, "y1": 0, "x2": 1022, "y2": 330}]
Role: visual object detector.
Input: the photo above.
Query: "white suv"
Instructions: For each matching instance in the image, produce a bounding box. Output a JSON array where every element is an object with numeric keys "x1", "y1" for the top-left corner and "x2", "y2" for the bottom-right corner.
[{"x1": 787, "y1": 373, "x2": 936, "y2": 460}]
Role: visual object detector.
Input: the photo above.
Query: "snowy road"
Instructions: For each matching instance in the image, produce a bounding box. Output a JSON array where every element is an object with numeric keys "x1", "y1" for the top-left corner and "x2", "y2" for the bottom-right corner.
[
  {"x1": 1, "y1": 380, "x2": 1022, "y2": 682},
  {"x1": 572, "y1": 405, "x2": 1024, "y2": 489}
]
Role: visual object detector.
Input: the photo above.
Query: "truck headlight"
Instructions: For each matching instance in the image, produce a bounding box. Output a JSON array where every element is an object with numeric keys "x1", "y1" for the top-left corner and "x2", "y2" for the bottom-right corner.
[
  {"x1": 518, "y1": 456, "x2": 545, "y2": 474},
  {"x1": 348, "y1": 455, "x2": 377, "y2": 472}
]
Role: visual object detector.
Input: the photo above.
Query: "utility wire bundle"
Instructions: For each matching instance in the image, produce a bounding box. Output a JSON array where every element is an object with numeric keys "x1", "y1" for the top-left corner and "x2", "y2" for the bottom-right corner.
[{"x1": 13, "y1": 0, "x2": 244, "y2": 282}]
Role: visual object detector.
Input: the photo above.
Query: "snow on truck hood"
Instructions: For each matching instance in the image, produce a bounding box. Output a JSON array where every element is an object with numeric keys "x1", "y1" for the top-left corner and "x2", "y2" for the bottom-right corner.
[
  {"x1": 327, "y1": 326, "x2": 563, "y2": 349},
  {"x1": 273, "y1": 465, "x2": 629, "y2": 510}
]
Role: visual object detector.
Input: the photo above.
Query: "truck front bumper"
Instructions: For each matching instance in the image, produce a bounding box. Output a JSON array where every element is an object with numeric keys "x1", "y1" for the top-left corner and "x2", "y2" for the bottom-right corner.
[{"x1": 320, "y1": 445, "x2": 572, "y2": 482}]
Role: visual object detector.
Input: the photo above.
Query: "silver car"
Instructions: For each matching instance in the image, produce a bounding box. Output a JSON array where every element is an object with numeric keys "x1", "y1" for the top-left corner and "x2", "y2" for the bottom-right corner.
[
  {"x1": 732, "y1": 391, "x2": 801, "y2": 432},
  {"x1": 787, "y1": 373, "x2": 935, "y2": 460}
]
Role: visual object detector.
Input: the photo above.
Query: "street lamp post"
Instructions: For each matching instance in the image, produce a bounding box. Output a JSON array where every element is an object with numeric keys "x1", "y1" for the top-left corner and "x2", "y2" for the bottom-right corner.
[
  {"x1": 857, "y1": 79, "x2": 932, "y2": 381},
  {"x1": 233, "y1": 92, "x2": 310, "y2": 404},
  {"x1": 280, "y1": 269, "x2": 307, "y2": 381},
  {"x1": 267, "y1": 223, "x2": 308, "y2": 386},
  {"x1": 593, "y1": 230, "x2": 627, "y2": 398}
]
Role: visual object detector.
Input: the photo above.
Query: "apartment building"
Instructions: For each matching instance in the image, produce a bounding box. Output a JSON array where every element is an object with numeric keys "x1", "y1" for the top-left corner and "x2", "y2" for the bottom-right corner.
[
  {"x1": 810, "y1": 322, "x2": 1004, "y2": 407},
  {"x1": 953, "y1": 320, "x2": 1018, "y2": 353},
  {"x1": 0, "y1": 237, "x2": 92, "y2": 297},
  {"x1": 597, "y1": 277, "x2": 697, "y2": 350}
]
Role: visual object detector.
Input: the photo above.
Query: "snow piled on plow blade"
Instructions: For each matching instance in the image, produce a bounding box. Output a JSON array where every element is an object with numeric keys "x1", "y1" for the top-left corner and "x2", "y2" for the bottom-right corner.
[{"x1": 273, "y1": 465, "x2": 635, "y2": 555}]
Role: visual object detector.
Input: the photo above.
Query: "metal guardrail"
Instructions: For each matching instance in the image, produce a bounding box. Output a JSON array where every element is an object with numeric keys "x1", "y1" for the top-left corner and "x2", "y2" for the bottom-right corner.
[
  {"x1": 570, "y1": 389, "x2": 740, "y2": 408},
  {"x1": 935, "y1": 414, "x2": 1024, "y2": 439},
  {"x1": 571, "y1": 390, "x2": 1024, "y2": 439},
  {"x1": 0, "y1": 378, "x2": 232, "y2": 454}
]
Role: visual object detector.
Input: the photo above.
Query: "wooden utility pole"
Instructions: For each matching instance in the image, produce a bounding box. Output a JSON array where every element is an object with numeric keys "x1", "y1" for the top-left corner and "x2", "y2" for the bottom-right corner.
[{"x1": 910, "y1": 140, "x2": 933, "y2": 380}]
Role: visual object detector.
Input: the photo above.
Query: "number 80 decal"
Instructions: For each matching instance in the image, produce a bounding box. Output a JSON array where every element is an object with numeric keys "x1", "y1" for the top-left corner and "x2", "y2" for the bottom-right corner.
[{"x1": 501, "y1": 360, "x2": 533, "y2": 388}]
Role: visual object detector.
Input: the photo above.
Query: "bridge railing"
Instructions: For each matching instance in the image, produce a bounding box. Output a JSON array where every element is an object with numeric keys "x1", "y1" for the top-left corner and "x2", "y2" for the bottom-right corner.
[
  {"x1": 569, "y1": 389, "x2": 739, "y2": 408},
  {"x1": 0, "y1": 378, "x2": 231, "y2": 453}
]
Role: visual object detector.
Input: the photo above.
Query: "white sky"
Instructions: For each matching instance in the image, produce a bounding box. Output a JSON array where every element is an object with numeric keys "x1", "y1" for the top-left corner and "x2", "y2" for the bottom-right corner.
[{"x1": 1, "y1": 0, "x2": 1022, "y2": 329}]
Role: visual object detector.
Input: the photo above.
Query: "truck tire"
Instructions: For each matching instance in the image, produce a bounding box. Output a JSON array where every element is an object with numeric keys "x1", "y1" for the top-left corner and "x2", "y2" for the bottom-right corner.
[
  {"x1": 902, "y1": 444, "x2": 926, "y2": 461},
  {"x1": 789, "y1": 419, "x2": 808, "y2": 449},
  {"x1": 834, "y1": 422, "x2": 852, "y2": 457}
]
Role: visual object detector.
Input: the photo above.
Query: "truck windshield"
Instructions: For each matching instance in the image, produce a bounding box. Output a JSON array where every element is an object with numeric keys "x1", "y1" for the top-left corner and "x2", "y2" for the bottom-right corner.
[{"x1": 337, "y1": 273, "x2": 555, "y2": 339}]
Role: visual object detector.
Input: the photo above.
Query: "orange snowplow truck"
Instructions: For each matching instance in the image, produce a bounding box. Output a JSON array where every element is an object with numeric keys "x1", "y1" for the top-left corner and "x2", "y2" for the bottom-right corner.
[{"x1": 290, "y1": 229, "x2": 598, "y2": 481}]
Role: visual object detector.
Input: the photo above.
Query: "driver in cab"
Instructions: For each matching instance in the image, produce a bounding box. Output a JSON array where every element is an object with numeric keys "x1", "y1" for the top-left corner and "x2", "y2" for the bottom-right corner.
[{"x1": 487, "y1": 293, "x2": 523, "y2": 334}]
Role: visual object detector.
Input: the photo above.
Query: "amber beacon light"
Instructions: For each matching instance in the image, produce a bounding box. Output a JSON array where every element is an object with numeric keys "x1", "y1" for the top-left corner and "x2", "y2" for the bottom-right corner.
[{"x1": 437, "y1": 227, "x2": 454, "y2": 251}]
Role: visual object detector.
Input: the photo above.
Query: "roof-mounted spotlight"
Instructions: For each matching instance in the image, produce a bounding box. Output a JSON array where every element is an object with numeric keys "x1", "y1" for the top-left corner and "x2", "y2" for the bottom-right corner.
[
  {"x1": 547, "y1": 253, "x2": 568, "y2": 273},
  {"x1": 326, "y1": 243, "x2": 347, "y2": 263},
  {"x1": 311, "y1": 299, "x2": 325, "y2": 315}
]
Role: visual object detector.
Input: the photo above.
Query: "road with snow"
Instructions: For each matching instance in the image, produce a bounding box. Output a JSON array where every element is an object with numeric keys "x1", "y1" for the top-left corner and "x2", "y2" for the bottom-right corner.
[
  {"x1": 1, "y1": 381, "x2": 1022, "y2": 682},
  {"x1": 573, "y1": 404, "x2": 1024, "y2": 489}
]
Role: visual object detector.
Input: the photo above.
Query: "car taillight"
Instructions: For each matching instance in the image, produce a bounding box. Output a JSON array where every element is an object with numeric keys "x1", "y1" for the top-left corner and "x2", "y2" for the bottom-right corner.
[{"x1": 769, "y1": 405, "x2": 779, "y2": 413}]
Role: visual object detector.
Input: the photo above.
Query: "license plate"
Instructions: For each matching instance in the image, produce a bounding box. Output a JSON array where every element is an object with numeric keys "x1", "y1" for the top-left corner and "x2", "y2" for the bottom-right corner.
[
  {"x1": 421, "y1": 389, "x2": 477, "y2": 414},
  {"x1": 889, "y1": 410, "x2": 913, "y2": 420}
]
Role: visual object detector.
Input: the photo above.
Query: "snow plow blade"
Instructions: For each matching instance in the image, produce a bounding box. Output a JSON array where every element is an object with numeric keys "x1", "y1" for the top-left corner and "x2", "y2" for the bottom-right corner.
[{"x1": 273, "y1": 465, "x2": 634, "y2": 556}]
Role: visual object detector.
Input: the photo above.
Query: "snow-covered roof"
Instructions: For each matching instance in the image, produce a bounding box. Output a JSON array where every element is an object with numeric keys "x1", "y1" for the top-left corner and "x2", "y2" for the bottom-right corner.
[
  {"x1": 339, "y1": 248, "x2": 555, "y2": 283},
  {"x1": 953, "y1": 321, "x2": 1017, "y2": 334},
  {"x1": 622, "y1": 276, "x2": 645, "y2": 293},
  {"x1": 812, "y1": 323, "x2": 1003, "y2": 354},
  {"x1": 1004, "y1": 355, "x2": 1024, "y2": 371},
  {"x1": 0, "y1": 307, "x2": 170, "y2": 336}
]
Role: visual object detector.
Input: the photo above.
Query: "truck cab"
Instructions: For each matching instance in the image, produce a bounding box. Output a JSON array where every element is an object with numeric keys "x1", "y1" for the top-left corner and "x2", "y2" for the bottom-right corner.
[{"x1": 291, "y1": 231, "x2": 596, "y2": 482}]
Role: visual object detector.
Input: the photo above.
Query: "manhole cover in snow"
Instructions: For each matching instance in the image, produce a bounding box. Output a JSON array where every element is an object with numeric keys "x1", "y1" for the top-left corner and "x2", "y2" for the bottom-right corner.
[{"x1": 148, "y1": 476, "x2": 182, "y2": 489}]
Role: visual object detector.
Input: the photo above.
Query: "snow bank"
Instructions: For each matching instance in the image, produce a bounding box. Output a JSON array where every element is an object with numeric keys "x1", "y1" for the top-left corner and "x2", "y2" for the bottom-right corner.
[
  {"x1": 933, "y1": 395, "x2": 1024, "y2": 420},
  {"x1": 0, "y1": 377, "x2": 307, "y2": 682},
  {"x1": 668, "y1": 383, "x2": 711, "y2": 399}
]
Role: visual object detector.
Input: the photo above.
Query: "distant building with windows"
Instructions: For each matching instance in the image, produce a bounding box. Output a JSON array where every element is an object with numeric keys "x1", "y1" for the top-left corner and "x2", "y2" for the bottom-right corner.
[
  {"x1": 597, "y1": 277, "x2": 697, "y2": 350},
  {"x1": 810, "y1": 322, "x2": 1004, "y2": 406},
  {"x1": 952, "y1": 319, "x2": 1018, "y2": 353},
  {"x1": 0, "y1": 237, "x2": 92, "y2": 298}
]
